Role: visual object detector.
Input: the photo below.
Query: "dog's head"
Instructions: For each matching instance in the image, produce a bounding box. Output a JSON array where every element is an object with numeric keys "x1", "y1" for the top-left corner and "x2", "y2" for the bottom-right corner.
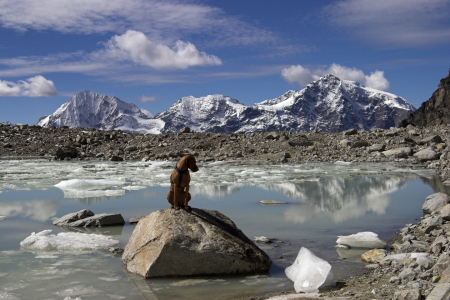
[{"x1": 184, "y1": 155, "x2": 199, "y2": 172}]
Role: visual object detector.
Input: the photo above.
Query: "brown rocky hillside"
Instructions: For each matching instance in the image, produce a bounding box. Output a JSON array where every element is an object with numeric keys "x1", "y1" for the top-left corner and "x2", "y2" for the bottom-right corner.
[{"x1": 400, "y1": 73, "x2": 450, "y2": 127}]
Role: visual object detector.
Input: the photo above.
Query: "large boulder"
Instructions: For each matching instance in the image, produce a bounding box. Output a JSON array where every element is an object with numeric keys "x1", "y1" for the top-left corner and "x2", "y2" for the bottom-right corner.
[
  {"x1": 422, "y1": 193, "x2": 449, "y2": 214},
  {"x1": 53, "y1": 209, "x2": 125, "y2": 227},
  {"x1": 122, "y1": 208, "x2": 272, "y2": 278}
]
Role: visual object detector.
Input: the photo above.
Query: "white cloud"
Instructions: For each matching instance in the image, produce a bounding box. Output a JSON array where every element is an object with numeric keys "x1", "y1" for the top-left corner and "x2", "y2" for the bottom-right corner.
[
  {"x1": 0, "y1": 0, "x2": 276, "y2": 47},
  {"x1": 281, "y1": 64, "x2": 390, "y2": 91},
  {"x1": 323, "y1": 0, "x2": 450, "y2": 47},
  {"x1": 102, "y1": 30, "x2": 222, "y2": 69},
  {"x1": 139, "y1": 95, "x2": 158, "y2": 103},
  {"x1": 0, "y1": 75, "x2": 57, "y2": 97}
]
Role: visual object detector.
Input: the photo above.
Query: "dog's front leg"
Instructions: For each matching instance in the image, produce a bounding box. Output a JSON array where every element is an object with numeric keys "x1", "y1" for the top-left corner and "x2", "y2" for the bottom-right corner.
[
  {"x1": 173, "y1": 185, "x2": 180, "y2": 210},
  {"x1": 184, "y1": 185, "x2": 191, "y2": 211}
]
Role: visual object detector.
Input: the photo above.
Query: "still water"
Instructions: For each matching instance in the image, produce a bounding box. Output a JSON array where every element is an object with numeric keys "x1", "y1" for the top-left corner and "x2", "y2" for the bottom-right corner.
[{"x1": 0, "y1": 160, "x2": 448, "y2": 300}]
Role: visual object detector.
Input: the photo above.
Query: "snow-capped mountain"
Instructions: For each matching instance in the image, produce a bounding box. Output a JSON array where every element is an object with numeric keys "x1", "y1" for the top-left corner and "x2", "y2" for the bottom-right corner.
[
  {"x1": 239, "y1": 74, "x2": 415, "y2": 132},
  {"x1": 37, "y1": 75, "x2": 415, "y2": 134},
  {"x1": 154, "y1": 94, "x2": 246, "y2": 133},
  {"x1": 37, "y1": 90, "x2": 163, "y2": 134}
]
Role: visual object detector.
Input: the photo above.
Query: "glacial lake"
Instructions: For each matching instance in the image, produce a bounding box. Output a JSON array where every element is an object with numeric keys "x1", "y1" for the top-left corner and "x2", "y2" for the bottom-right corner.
[{"x1": 0, "y1": 159, "x2": 449, "y2": 300}]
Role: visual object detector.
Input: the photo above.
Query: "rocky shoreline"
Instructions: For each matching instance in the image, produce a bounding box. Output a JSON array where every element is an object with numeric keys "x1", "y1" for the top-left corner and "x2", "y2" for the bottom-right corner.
[
  {"x1": 2, "y1": 123, "x2": 450, "y2": 299},
  {"x1": 1, "y1": 123, "x2": 450, "y2": 183}
]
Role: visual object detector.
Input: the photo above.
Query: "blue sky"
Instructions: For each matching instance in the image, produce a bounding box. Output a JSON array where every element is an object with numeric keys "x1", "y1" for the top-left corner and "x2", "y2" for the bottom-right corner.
[{"x1": 1, "y1": 0, "x2": 449, "y2": 125}]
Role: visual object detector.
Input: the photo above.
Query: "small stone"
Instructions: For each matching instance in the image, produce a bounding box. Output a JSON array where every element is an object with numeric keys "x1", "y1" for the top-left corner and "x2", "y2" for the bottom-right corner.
[{"x1": 393, "y1": 288, "x2": 421, "y2": 300}]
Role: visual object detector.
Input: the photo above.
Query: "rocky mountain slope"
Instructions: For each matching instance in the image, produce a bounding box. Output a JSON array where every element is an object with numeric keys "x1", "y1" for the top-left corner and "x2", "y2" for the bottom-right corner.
[
  {"x1": 37, "y1": 90, "x2": 163, "y2": 134},
  {"x1": 400, "y1": 74, "x2": 450, "y2": 127},
  {"x1": 36, "y1": 75, "x2": 415, "y2": 134}
]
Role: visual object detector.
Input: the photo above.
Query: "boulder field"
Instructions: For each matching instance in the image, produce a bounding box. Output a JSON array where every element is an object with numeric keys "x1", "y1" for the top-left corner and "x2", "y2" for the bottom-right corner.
[{"x1": 1, "y1": 123, "x2": 450, "y2": 184}]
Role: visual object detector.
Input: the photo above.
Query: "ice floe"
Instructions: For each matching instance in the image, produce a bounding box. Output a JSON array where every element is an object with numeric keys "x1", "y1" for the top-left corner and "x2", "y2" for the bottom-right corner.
[
  {"x1": 0, "y1": 160, "x2": 433, "y2": 195},
  {"x1": 20, "y1": 230, "x2": 119, "y2": 252},
  {"x1": 285, "y1": 247, "x2": 335, "y2": 293},
  {"x1": 336, "y1": 232, "x2": 387, "y2": 249}
]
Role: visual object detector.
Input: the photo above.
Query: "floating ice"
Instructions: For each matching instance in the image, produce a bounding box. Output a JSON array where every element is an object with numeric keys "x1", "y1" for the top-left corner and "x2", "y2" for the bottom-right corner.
[
  {"x1": 20, "y1": 230, "x2": 119, "y2": 252},
  {"x1": 336, "y1": 232, "x2": 387, "y2": 249},
  {"x1": 55, "y1": 179, "x2": 126, "y2": 189},
  {"x1": 285, "y1": 247, "x2": 335, "y2": 293}
]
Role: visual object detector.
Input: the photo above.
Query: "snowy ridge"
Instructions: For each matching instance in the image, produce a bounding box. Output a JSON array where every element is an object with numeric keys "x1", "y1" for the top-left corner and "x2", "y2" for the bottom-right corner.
[
  {"x1": 37, "y1": 90, "x2": 164, "y2": 134},
  {"x1": 36, "y1": 75, "x2": 415, "y2": 134}
]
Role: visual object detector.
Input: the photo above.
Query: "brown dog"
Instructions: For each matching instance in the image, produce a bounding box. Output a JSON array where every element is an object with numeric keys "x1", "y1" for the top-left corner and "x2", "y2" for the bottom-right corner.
[{"x1": 166, "y1": 155, "x2": 199, "y2": 211}]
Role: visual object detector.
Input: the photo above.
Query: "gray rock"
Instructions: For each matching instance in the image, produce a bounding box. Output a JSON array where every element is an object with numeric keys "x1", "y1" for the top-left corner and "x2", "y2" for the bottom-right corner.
[
  {"x1": 351, "y1": 140, "x2": 370, "y2": 148},
  {"x1": 365, "y1": 264, "x2": 379, "y2": 269},
  {"x1": 343, "y1": 128, "x2": 357, "y2": 135},
  {"x1": 423, "y1": 193, "x2": 449, "y2": 214},
  {"x1": 288, "y1": 140, "x2": 314, "y2": 147},
  {"x1": 129, "y1": 216, "x2": 145, "y2": 224},
  {"x1": 440, "y1": 204, "x2": 450, "y2": 220},
  {"x1": 55, "y1": 146, "x2": 78, "y2": 159},
  {"x1": 52, "y1": 209, "x2": 94, "y2": 226},
  {"x1": 70, "y1": 213, "x2": 125, "y2": 227},
  {"x1": 110, "y1": 155, "x2": 124, "y2": 161},
  {"x1": 420, "y1": 135, "x2": 443, "y2": 144},
  {"x1": 180, "y1": 127, "x2": 191, "y2": 133},
  {"x1": 368, "y1": 144, "x2": 386, "y2": 152},
  {"x1": 393, "y1": 288, "x2": 421, "y2": 300},
  {"x1": 259, "y1": 200, "x2": 288, "y2": 205},
  {"x1": 53, "y1": 210, "x2": 124, "y2": 227},
  {"x1": 414, "y1": 148, "x2": 440, "y2": 162},
  {"x1": 426, "y1": 283, "x2": 450, "y2": 300},
  {"x1": 398, "y1": 268, "x2": 417, "y2": 280},
  {"x1": 124, "y1": 145, "x2": 138, "y2": 152},
  {"x1": 382, "y1": 147, "x2": 413, "y2": 158},
  {"x1": 122, "y1": 208, "x2": 272, "y2": 278},
  {"x1": 339, "y1": 139, "x2": 352, "y2": 147}
]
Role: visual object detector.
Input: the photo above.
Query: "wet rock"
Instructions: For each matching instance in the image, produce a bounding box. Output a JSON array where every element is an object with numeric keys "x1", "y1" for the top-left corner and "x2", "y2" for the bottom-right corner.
[
  {"x1": 53, "y1": 210, "x2": 124, "y2": 227},
  {"x1": 109, "y1": 247, "x2": 124, "y2": 255},
  {"x1": 254, "y1": 236, "x2": 276, "y2": 243},
  {"x1": 129, "y1": 216, "x2": 145, "y2": 225},
  {"x1": 52, "y1": 209, "x2": 94, "y2": 226},
  {"x1": 361, "y1": 249, "x2": 387, "y2": 263},
  {"x1": 122, "y1": 208, "x2": 271, "y2": 277},
  {"x1": 422, "y1": 193, "x2": 449, "y2": 214}
]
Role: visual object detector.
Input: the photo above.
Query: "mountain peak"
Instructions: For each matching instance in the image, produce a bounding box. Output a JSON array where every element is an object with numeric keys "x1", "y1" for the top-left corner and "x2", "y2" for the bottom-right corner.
[{"x1": 37, "y1": 77, "x2": 416, "y2": 134}]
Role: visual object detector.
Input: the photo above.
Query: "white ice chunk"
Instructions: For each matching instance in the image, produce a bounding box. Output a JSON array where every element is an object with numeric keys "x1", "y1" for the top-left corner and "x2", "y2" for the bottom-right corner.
[
  {"x1": 122, "y1": 185, "x2": 146, "y2": 190},
  {"x1": 20, "y1": 230, "x2": 119, "y2": 252},
  {"x1": 55, "y1": 179, "x2": 126, "y2": 189},
  {"x1": 336, "y1": 232, "x2": 387, "y2": 249},
  {"x1": 285, "y1": 247, "x2": 335, "y2": 293},
  {"x1": 335, "y1": 161, "x2": 352, "y2": 165}
]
